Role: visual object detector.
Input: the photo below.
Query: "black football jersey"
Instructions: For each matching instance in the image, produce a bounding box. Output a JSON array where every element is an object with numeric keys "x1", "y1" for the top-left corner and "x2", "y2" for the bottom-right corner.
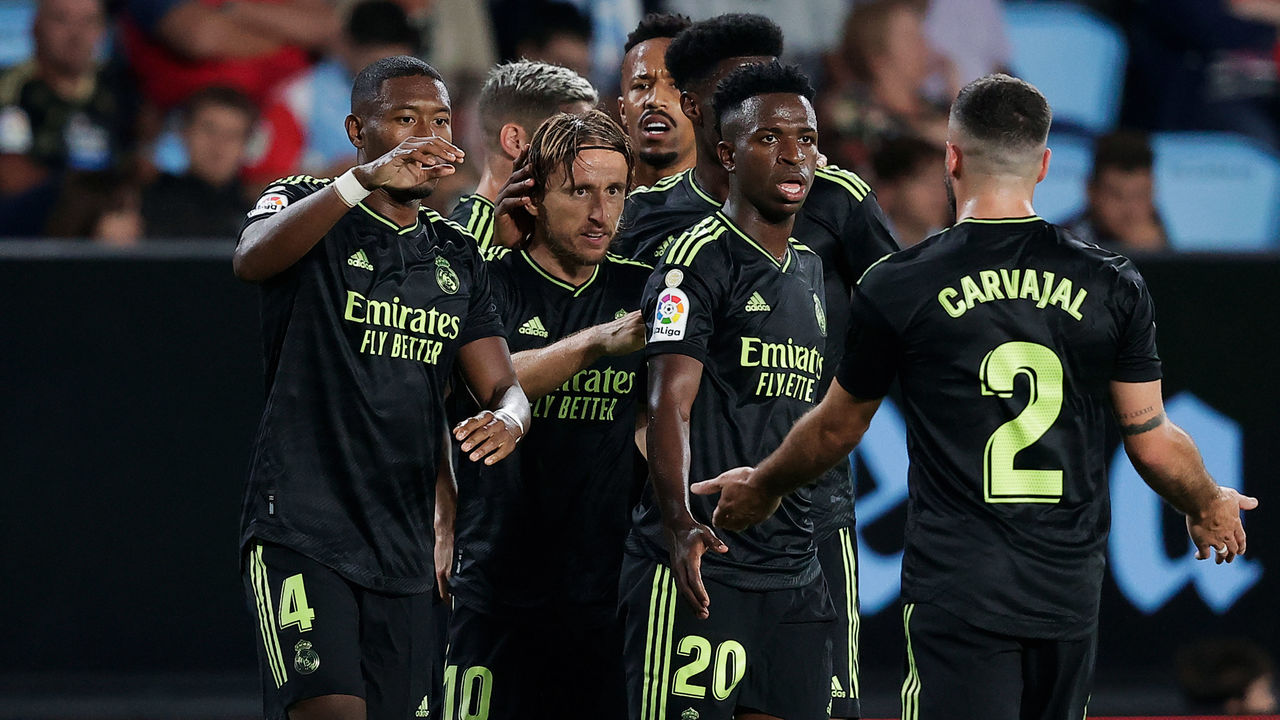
[
  {"x1": 449, "y1": 249, "x2": 652, "y2": 624},
  {"x1": 631, "y1": 212, "x2": 829, "y2": 591},
  {"x1": 836, "y1": 216, "x2": 1162, "y2": 639},
  {"x1": 238, "y1": 175, "x2": 503, "y2": 595},
  {"x1": 449, "y1": 193, "x2": 496, "y2": 252},
  {"x1": 616, "y1": 166, "x2": 898, "y2": 537}
]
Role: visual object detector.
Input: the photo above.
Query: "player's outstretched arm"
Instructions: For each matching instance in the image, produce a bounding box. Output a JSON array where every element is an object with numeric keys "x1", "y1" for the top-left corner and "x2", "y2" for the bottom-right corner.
[
  {"x1": 434, "y1": 424, "x2": 458, "y2": 601},
  {"x1": 1112, "y1": 380, "x2": 1258, "y2": 564},
  {"x1": 233, "y1": 135, "x2": 464, "y2": 282},
  {"x1": 513, "y1": 311, "x2": 645, "y2": 400},
  {"x1": 454, "y1": 336, "x2": 531, "y2": 466},
  {"x1": 693, "y1": 379, "x2": 879, "y2": 532},
  {"x1": 648, "y1": 354, "x2": 728, "y2": 619}
]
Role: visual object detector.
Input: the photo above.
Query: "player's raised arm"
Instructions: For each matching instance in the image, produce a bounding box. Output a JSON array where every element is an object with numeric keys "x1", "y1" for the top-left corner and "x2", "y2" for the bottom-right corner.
[
  {"x1": 647, "y1": 353, "x2": 728, "y2": 619},
  {"x1": 693, "y1": 380, "x2": 880, "y2": 531},
  {"x1": 1111, "y1": 380, "x2": 1258, "y2": 563},
  {"x1": 511, "y1": 310, "x2": 645, "y2": 400},
  {"x1": 233, "y1": 135, "x2": 463, "y2": 282},
  {"x1": 453, "y1": 336, "x2": 531, "y2": 466}
]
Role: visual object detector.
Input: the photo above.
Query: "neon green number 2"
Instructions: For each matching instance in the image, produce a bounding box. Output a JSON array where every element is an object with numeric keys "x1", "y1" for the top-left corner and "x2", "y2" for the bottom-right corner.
[
  {"x1": 278, "y1": 574, "x2": 316, "y2": 631},
  {"x1": 672, "y1": 635, "x2": 747, "y2": 701},
  {"x1": 979, "y1": 341, "x2": 1064, "y2": 503}
]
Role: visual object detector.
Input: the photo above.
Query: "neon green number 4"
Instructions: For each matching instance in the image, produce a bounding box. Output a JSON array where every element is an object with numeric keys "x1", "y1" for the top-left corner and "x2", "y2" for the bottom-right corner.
[
  {"x1": 979, "y1": 341, "x2": 1064, "y2": 503},
  {"x1": 278, "y1": 574, "x2": 316, "y2": 631}
]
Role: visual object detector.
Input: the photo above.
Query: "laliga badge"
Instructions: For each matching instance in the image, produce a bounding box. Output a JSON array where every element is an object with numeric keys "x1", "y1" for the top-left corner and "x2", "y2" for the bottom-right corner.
[
  {"x1": 664, "y1": 269, "x2": 684, "y2": 288},
  {"x1": 650, "y1": 288, "x2": 689, "y2": 342}
]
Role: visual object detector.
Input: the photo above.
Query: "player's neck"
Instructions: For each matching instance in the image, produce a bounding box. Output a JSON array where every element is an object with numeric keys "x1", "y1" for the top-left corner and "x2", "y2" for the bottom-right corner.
[
  {"x1": 363, "y1": 189, "x2": 421, "y2": 227},
  {"x1": 474, "y1": 157, "x2": 514, "y2": 203},
  {"x1": 723, "y1": 195, "x2": 794, "y2": 259},
  {"x1": 693, "y1": 144, "x2": 729, "y2": 203},
  {"x1": 527, "y1": 238, "x2": 594, "y2": 285},
  {"x1": 953, "y1": 183, "x2": 1036, "y2": 223}
]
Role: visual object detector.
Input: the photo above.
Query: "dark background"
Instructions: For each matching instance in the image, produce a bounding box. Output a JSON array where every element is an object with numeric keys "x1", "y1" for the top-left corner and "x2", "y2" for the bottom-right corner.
[{"x1": 0, "y1": 245, "x2": 1275, "y2": 717}]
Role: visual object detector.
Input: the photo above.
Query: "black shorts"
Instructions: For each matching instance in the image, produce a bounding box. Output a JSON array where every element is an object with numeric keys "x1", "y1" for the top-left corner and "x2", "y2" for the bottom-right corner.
[
  {"x1": 442, "y1": 601, "x2": 627, "y2": 719},
  {"x1": 619, "y1": 554, "x2": 835, "y2": 720},
  {"x1": 242, "y1": 541, "x2": 440, "y2": 720},
  {"x1": 816, "y1": 526, "x2": 861, "y2": 719},
  {"x1": 899, "y1": 602, "x2": 1096, "y2": 720}
]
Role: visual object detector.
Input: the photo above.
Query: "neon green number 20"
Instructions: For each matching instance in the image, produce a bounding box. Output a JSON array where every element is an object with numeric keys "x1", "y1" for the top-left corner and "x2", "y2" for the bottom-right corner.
[{"x1": 979, "y1": 341, "x2": 1064, "y2": 503}]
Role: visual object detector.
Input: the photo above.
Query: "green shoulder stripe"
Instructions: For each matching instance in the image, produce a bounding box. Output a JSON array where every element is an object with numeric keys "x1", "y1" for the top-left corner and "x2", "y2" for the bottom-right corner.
[
  {"x1": 816, "y1": 166, "x2": 870, "y2": 200},
  {"x1": 485, "y1": 246, "x2": 512, "y2": 261},
  {"x1": 856, "y1": 253, "x2": 894, "y2": 285},
  {"x1": 790, "y1": 239, "x2": 817, "y2": 255},
  {"x1": 266, "y1": 174, "x2": 333, "y2": 187},
  {"x1": 661, "y1": 216, "x2": 719, "y2": 266},
  {"x1": 424, "y1": 208, "x2": 479, "y2": 241},
  {"x1": 628, "y1": 168, "x2": 689, "y2": 197},
  {"x1": 605, "y1": 253, "x2": 653, "y2": 270}
]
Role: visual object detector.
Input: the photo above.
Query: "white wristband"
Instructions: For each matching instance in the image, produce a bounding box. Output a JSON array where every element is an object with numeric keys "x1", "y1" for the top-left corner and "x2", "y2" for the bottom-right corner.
[
  {"x1": 332, "y1": 169, "x2": 372, "y2": 208},
  {"x1": 492, "y1": 409, "x2": 525, "y2": 438}
]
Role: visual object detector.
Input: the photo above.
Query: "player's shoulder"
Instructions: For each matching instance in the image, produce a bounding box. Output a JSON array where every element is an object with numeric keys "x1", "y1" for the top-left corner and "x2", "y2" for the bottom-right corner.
[
  {"x1": 810, "y1": 165, "x2": 874, "y2": 206},
  {"x1": 627, "y1": 168, "x2": 690, "y2": 201},
  {"x1": 422, "y1": 206, "x2": 479, "y2": 243},
  {"x1": 604, "y1": 252, "x2": 653, "y2": 274},
  {"x1": 1051, "y1": 222, "x2": 1149, "y2": 289},
  {"x1": 655, "y1": 214, "x2": 731, "y2": 270},
  {"x1": 246, "y1": 175, "x2": 333, "y2": 219}
]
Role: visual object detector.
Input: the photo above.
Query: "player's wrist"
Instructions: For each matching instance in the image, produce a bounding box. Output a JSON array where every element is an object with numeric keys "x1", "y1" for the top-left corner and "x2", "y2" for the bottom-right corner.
[
  {"x1": 492, "y1": 408, "x2": 525, "y2": 439},
  {"x1": 333, "y1": 168, "x2": 374, "y2": 207}
]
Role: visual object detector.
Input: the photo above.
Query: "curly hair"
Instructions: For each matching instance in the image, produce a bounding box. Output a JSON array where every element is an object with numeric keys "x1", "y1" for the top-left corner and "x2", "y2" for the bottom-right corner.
[{"x1": 664, "y1": 13, "x2": 783, "y2": 92}]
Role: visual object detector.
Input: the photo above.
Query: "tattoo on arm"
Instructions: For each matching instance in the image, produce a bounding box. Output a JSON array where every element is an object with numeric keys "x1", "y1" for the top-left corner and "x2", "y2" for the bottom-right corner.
[{"x1": 1119, "y1": 410, "x2": 1166, "y2": 436}]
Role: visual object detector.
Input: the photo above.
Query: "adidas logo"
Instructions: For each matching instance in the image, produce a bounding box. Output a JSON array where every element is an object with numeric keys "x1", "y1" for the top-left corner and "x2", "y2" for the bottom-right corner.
[
  {"x1": 830, "y1": 675, "x2": 847, "y2": 699},
  {"x1": 745, "y1": 291, "x2": 771, "y2": 312},
  {"x1": 347, "y1": 249, "x2": 373, "y2": 271},
  {"x1": 414, "y1": 694, "x2": 430, "y2": 717},
  {"x1": 518, "y1": 316, "x2": 549, "y2": 338}
]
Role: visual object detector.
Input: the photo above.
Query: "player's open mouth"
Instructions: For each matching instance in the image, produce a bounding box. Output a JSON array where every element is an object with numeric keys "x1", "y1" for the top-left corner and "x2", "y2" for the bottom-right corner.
[
  {"x1": 777, "y1": 180, "x2": 806, "y2": 201},
  {"x1": 581, "y1": 231, "x2": 609, "y2": 246},
  {"x1": 641, "y1": 113, "x2": 672, "y2": 137}
]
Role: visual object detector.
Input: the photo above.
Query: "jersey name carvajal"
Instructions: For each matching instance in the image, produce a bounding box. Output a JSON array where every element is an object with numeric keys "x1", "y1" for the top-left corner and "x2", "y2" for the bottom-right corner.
[
  {"x1": 632, "y1": 212, "x2": 829, "y2": 591},
  {"x1": 450, "y1": 250, "x2": 651, "y2": 625},
  {"x1": 836, "y1": 217, "x2": 1162, "y2": 639},
  {"x1": 617, "y1": 167, "x2": 897, "y2": 537},
  {"x1": 238, "y1": 176, "x2": 502, "y2": 595}
]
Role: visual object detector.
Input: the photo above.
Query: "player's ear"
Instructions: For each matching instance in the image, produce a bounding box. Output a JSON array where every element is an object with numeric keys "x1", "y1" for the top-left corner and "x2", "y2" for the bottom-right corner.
[
  {"x1": 716, "y1": 140, "x2": 734, "y2": 172},
  {"x1": 945, "y1": 142, "x2": 961, "y2": 179},
  {"x1": 346, "y1": 114, "x2": 364, "y2": 149},
  {"x1": 681, "y1": 91, "x2": 701, "y2": 127},
  {"x1": 1035, "y1": 147, "x2": 1051, "y2": 184},
  {"x1": 499, "y1": 123, "x2": 526, "y2": 161},
  {"x1": 617, "y1": 96, "x2": 627, "y2": 126}
]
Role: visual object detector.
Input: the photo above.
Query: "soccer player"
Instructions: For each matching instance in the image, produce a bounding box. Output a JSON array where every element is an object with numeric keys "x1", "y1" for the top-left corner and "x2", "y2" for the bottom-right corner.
[
  {"x1": 440, "y1": 109, "x2": 649, "y2": 718},
  {"x1": 694, "y1": 74, "x2": 1258, "y2": 720},
  {"x1": 233, "y1": 56, "x2": 531, "y2": 720},
  {"x1": 450, "y1": 60, "x2": 597, "y2": 251},
  {"x1": 624, "y1": 60, "x2": 832, "y2": 720},
  {"x1": 617, "y1": 14, "x2": 897, "y2": 718},
  {"x1": 618, "y1": 12, "x2": 696, "y2": 189}
]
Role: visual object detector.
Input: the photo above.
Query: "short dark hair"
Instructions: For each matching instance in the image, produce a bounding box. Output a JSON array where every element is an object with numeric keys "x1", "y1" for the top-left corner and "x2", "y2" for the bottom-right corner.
[
  {"x1": 624, "y1": 12, "x2": 692, "y2": 54},
  {"x1": 527, "y1": 109, "x2": 634, "y2": 194},
  {"x1": 665, "y1": 13, "x2": 783, "y2": 92},
  {"x1": 712, "y1": 60, "x2": 814, "y2": 136},
  {"x1": 478, "y1": 61, "x2": 598, "y2": 151},
  {"x1": 1090, "y1": 130, "x2": 1154, "y2": 182},
  {"x1": 351, "y1": 56, "x2": 444, "y2": 115},
  {"x1": 525, "y1": 2, "x2": 592, "y2": 48},
  {"x1": 345, "y1": 0, "x2": 419, "y2": 54},
  {"x1": 872, "y1": 135, "x2": 943, "y2": 184},
  {"x1": 950, "y1": 73, "x2": 1052, "y2": 171},
  {"x1": 182, "y1": 85, "x2": 257, "y2": 127}
]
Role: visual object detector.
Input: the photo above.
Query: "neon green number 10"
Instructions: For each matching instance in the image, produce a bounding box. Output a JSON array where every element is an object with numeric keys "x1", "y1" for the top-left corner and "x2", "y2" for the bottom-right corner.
[{"x1": 979, "y1": 341, "x2": 1064, "y2": 503}]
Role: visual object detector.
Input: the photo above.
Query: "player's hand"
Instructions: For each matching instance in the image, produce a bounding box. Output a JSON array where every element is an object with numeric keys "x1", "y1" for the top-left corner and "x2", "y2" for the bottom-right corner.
[
  {"x1": 453, "y1": 410, "x2": 523, "y2": 465},
  {"x1": 492, "y1": 147, "x2": 536, "y2": 248},
  {"x1": 434, "y1": 523, "x2": 454, "y2": 602},
  {"x1": 691, "y1": 466, "x2": 782, "y2": 532},
  {"x1": 353, "y1": 135, "x2": 464, "y2": 191},
  {"x1": 664, "y1": 516, "x2": 728, "y2": 619},
  {"x1": 595, "y1": 311, "x2": 646, "y2": 356},
  {"x1": 1188, "y1": 487, "x2": 1257, "y2": 564}
]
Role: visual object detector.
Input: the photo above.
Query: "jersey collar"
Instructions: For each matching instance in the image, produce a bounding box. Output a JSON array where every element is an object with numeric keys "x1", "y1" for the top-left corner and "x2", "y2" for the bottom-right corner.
[
  {"x1": 687, "y1": 169, "x2": 724, "y2": 208},
  {"x1": 520, "y1": 250, "x2": 600, "y2": 296},
  {"x1": 356, "y1": 201, "x2": 422, "y2": 235},
  {"x1": 715, "y1": 212, "x2": 794, "y2": 271},
  {"x1": 955, "y1": 215, "x2": 1044, "y2": 226}
]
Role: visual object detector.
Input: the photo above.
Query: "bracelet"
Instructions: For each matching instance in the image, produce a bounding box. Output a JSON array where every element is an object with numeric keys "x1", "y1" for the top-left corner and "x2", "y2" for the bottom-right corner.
[
  {"x1": 332, "y1": 169, "x2": 372, "y2": 207},
  {"x1": 492, "y1": 409, "x2": 525, "y2": 438}
]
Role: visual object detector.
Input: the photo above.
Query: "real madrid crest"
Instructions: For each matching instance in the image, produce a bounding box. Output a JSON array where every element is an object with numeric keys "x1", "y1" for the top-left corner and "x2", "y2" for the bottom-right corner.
[
  {"x1": 813, "y1": 293, "x2": 827, "y2": 337},
  {"x1": 435, "y1": 256, "x2": 459, "y2": 294},
  {"x1": 294, "y1": 639, "x2": 320, "y2": 675}
]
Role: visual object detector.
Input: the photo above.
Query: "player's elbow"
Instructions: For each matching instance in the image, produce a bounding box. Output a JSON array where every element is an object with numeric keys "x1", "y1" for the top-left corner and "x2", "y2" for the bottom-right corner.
[
  {"x1": 233, "y1": 244, "x2": 269, "y2": 283},
  {"x1": 1122, "y1": 422, "x2": 1186, "y2": 480}
]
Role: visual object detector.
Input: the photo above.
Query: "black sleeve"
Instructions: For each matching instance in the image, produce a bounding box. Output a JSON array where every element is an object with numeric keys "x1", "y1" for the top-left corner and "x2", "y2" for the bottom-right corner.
[
  {"x1": 1112, "y1": 267, "x2": 1162, "y2": 382},
  {"x1": 642, "y1": 250, "x2": 722, "y2": 364},
  {"x1": 239, "y1": 177, "x2": 330, "y2": 233},
  {"x1": 840, "y1": 191, "x2": 899, "y2": 280},
  {"x1": 458, "y1": 241, "x2": 504, "y2": 345},
  {"x1": 835, "y1": 282, "x2": 903, "y2": 399}
]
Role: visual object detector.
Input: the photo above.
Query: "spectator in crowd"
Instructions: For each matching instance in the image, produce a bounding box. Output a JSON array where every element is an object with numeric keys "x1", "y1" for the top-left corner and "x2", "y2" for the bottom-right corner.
[
  {"x1": 922, "y1": 0, "x2": 1010, "y2": 96},
  {"x1": 819, "y1": 0, "x2": 950, "y2": 171},
  {"x1": 870, "y1": 135, "x2": 948, "y2": 248},
  {"x1": 1065, "y1": 130, "x2": 1169, "y2": 253},
  {"x1": 617, "y1": 12, "x2": 695, "y2": 189},
  {"x1": 142, "y1": 86, "x2": 255, "y2": 239},
  {"x1": 44, "y1": 170, "x2": 143, "y2": 244},
  {"x1": 1177, "y1": 638, "x2": 1278, "y2": 715},
  {"x1": 0, "y1": 0, "x2": 132, "y2": 236},
  {"x1": 394, "y1": 0, "x2": 497, "y2": 83},
  {"x1": 246, "y1": 0, "x2": 419, "y2": 186},
  {"x1": 512, "y1": 3, "x2": 594, "y2": 80},
  {"x1": 117, "y1": 0, "x2": 338, "y2": 112}
]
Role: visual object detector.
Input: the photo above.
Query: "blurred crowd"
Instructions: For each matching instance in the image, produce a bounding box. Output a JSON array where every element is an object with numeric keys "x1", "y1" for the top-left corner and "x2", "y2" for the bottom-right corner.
[{"x1": 0, "y1": 0, "x2": 1278, "y2": 253}]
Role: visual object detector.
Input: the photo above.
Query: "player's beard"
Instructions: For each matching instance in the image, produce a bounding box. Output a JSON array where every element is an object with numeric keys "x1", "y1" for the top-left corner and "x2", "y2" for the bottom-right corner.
[
  {"x1": 944, "y1": 173, "x2": 957, "y2": 226},
  {"x1": 639, "y1": 149, "x2": 679, "y2": 170},
  {"x1": 545, "y1": 228, "x2": 611, "y2": 268},
  {"x1": 385, "y1": 180, "x2": 437, "y2": 203}
]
